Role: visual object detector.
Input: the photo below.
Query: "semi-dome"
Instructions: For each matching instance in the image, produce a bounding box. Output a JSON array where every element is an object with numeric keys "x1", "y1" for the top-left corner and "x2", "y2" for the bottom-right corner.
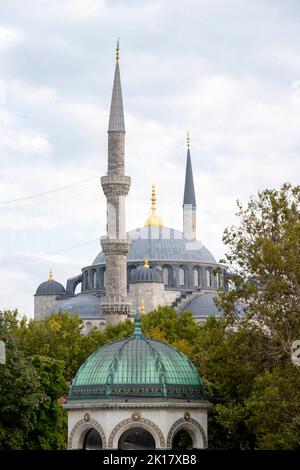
[
  {"x1": 180, "y1": 292, "x2": 222, "y2": 318},
  {"x1": 49, "y1": 294, "x2": 102, "y2": 319},
  {"x1": 69, "y1": 315, "x2": 204, "y2": 401},
  {"x1": 130, "y1": 261, "x2": 163, "y2": 284},
  {"x1": 36, "y1": 272, "x2": 65, "y2": 296},
  {"x1": 93, "y1": 226, "x2": 217, "y2": 265}
]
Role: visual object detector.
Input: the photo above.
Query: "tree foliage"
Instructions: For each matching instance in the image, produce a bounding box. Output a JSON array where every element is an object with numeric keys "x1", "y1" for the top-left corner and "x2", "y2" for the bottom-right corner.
[
  {"x1": 0, "y1": 312, "x2": 46, "y2": 449},
  {"x1": 218, "y1": 183, "x2": 300, "y2": 357}
]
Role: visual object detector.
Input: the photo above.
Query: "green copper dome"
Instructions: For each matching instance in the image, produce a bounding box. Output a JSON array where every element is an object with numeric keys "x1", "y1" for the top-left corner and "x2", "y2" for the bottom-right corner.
[{"x1": 69, "y1": 316, "x2": 204, "y2": 401}]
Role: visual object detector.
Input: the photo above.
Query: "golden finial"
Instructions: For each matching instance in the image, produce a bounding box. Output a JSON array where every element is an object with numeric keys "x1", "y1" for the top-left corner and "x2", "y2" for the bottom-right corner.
[
  {"x1": 151, "y1": 184, "x2": 157, "y2": 211},
  {"x1": 49, "y1": 269, "x2": 53, "y2": 281},
  {"x1": 144, "y1": 258, "x2": 150, "y2": 269},
  {"x1": 116, "y1": 39, "x2": 120, "y2": 63},
  {"x1": 141, "y1": 298, "x2": 145, "y2": 316},
  {"x1": 145, "y1": 184, "x2": 164, "y2": 227},
  {"x1": 187, "y1": 131, "x2": 190, "y2": 149}
]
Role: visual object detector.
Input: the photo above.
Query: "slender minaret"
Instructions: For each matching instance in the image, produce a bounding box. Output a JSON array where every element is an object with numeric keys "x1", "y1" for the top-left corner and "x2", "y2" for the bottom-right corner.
[
  {"x1": 100, "y1": 42, "x2": 131, "y2": 325},
  {"x1": 183, "y1": 132, "x2": 196, "y2": 240}
]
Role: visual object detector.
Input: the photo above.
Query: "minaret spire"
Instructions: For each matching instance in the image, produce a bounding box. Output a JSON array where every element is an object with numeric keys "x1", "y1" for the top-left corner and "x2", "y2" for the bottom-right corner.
[
  {"x1": 108, "y1": 40, "x2": 125, "y2": 133},
  {"x1": 100, "y1": 44, "x2": 131, "y2": 325},
  {"x1": 183, "y1": 132, "x2": 197, "y2": 239}
]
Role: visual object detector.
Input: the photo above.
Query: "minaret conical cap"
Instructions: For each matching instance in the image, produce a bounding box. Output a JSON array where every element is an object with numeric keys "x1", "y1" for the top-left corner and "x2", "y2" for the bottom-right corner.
[
  {"x1": 183, "y1": 134, "x2": 196, "y2": 206},
  {"x1": 108, "y1": 41, "x2": 125, "y2": 132}
]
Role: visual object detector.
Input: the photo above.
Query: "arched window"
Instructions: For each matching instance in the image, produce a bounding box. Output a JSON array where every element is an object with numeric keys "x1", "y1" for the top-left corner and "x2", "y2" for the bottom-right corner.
[
  {"x1": 206, "y1": 269, "x2": 212, "y2": 288},
  {"x1": 118, "y1": 427, "x2": 155, "y2": 450},
  {"x1": 194, "y1": 268, "x2": 199, "y2": 287},
  {"x1": 219, "y1": 270, "x2": 224, "y2": 287},
  {"x1": 74, "y1": 281, "x2": 82, "y2": 295},
  {"x1": 103, "y1": 270, "x2": 106, "y2": 288},
  {"x1": 99, "y1": 268, "x2": 105, "y2": 289},
  {"x1": 92, "y1": 270, "x2": 97, "y2": 289},
  {"x1": 163, "y1": 265, "x2": 172, "y2": 286},
  {"x1": 84, "y1": 271, "x2": 88, "y2": 290},
  {"x1": 172, "y1": 429, "x2": 193, "y2": 450},
  {"x1": 216, "y1": 272, "x2": 220, "y2": 288},
  {"x1": 179, "y1": 267, "x2": 185, "y2": 286},
  {"x1": 83, "y1": 428, "x2": 103, "y2": 450},
  {"x1": 128, "y1": 265, "x2": 137, "y2": 285},
  {"x1": 85, "y1": 321, "x2": 92, "y2": 333}
]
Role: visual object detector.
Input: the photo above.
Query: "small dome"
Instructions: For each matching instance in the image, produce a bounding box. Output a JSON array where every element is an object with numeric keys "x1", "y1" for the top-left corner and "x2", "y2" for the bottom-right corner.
[
  {"x1": 69, "y1": 315, "x2": 204, "y2": 401},
  {"x1": 36, "y1": 276, "x2": 65, "y2": 295},
  {"x1": 130, "y1": 263, "x2": 162, "y2": 284}
]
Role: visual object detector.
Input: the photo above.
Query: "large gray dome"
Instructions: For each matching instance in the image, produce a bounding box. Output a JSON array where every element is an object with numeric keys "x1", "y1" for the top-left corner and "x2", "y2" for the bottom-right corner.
[
  {"x1": 48, "y1": 294, "x2": 102, "y2": 319},
  {"x1": 36, "y1": 279, "x2": 65, "y2": 295},
  {"x1": 93, "y1": 226, "x2": 217, "y2": 265}
]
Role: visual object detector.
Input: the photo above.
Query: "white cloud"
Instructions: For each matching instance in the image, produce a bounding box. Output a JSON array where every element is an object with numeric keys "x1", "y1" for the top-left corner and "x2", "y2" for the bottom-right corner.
[
  {"x1": 0, "y1": 26, "x2": 23, "y2": 51},
  {"x1": 0, "y1": 0, "x2": 299, "y2": 317}
]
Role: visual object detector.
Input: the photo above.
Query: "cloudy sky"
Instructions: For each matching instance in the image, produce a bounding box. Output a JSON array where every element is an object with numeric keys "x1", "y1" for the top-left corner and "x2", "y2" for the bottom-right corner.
[{"x1": 0, "y1": 0, "x2": 299, "y2": 317}]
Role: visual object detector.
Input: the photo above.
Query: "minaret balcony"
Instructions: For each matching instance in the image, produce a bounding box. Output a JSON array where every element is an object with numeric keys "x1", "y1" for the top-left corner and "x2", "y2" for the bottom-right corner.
[
  {"x1": 101, "y1": 175, "x2": 131, "y2": 197},
  {"x1": 100, "y1": 236, "x2": 131, "y2": 256}
]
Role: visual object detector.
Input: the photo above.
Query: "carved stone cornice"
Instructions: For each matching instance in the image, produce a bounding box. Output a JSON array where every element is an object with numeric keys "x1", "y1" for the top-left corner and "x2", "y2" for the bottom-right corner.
[
  {"x1": 100, "y1": 237, "x2": 131, "y2": 255},
  {"x1": 64, "y1": 400, "x2": 211, "y2": 411},
  {"x1": 101, "y1": 302, "x2": 131, "y2": 316},
  {"x1": 101, "y1": 175, "x2": 131, "y2": 197}
]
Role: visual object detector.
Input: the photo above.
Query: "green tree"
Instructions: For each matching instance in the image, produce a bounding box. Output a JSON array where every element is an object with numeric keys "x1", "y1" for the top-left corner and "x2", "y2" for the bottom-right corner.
[
  {"x1": 218, "y1": 183, "x2": 300, "y2": 358},
  {"x1": 17, "y1": 312, "x2": 88, "y2": 381},
  {"x1": 0, "y1": 312, "x2": 46, "y2": 449},
  {"x1": 207, "y1": 183, "x2": 300, "y2": 449},
  {"x1": 24, "y1": 356, "x2": 68, "y2": 450},
  {"x1": 245, "y1": 364, "x2": 300, "y2": 449},
  {"x1": 141, "y1": 306, "x2": 200, "y2": 356}
]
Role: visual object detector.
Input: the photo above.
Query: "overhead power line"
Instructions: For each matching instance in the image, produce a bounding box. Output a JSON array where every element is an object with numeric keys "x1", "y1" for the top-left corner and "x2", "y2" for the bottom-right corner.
[{"x1": 0, "y1": 176, "x2": 99, "y2": 209}]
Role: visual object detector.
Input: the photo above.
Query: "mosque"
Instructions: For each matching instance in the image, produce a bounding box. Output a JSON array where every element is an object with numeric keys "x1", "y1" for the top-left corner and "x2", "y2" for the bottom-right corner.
[
  {"x1": 36, "y1": 43, "x2": 218, "y2": 450},
  {"x1": 33, "y1": 42, "x2": 227, "y2": 333}
]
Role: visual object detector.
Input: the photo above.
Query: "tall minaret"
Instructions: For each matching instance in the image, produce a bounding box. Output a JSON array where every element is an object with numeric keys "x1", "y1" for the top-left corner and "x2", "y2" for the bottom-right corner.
[
  {"x1": 100, "y1": 42, "x2": 131, "y2": 325},
  {"x1": 183, "y1": 132, "x2": 196, "y2": 240}
]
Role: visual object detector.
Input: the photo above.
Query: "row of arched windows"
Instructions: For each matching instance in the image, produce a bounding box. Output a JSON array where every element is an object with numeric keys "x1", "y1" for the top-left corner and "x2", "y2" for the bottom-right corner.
[
  {"x1": 82, "y1": 269, "x2": 106, "y2": 292},
  {"x1": 163, "y1": 265, "x2": 223, "y2": 289},
  {"x1": 81, "y1": 265, "x2": 223, "y2": 292}
]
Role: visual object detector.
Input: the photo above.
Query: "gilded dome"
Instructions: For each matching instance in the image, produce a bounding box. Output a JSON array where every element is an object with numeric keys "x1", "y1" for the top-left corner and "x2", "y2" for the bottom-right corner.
[{"x1": 69, "y1": 316, "x2": 204, "y2": 401}]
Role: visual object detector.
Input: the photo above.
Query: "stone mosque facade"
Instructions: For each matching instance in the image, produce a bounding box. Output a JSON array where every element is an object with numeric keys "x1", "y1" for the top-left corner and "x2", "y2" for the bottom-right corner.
[{"x1": 34, "y1": 43, "x2": 228, "y2": 333}]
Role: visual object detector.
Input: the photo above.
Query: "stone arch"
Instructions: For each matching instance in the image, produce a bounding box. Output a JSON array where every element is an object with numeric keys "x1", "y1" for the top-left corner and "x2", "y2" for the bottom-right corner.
[
  {"x1": 206, "y1": 267, "x2": 212, "y2": 288},
  {"x1": 178, "y1": 265, "x2": 187, "y2": 287},
  {"x1": 108, "y1": 416, "x2": 165, "y2": 449},
  {"x1": 68, "y1": 417, "x2": 107, "y2": 449},
  {"x1": 162, "y1": 264, "x2": 172, "y2": 287},
  {"x1": 83, "y1": 270, "x2": 88, "y2": 291},
  {"x1": 127, "y1": 264, "x2": 137, "y2": 287},
  {"x1": 193, "y1": 266, "x2": 201, "y2": 287},
  {"x1": 166, "y1": 417, "x2": 207, "y2": 449},
  {"x1": 99, "y1": 267, "x2": 106, "y2": 289}
]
